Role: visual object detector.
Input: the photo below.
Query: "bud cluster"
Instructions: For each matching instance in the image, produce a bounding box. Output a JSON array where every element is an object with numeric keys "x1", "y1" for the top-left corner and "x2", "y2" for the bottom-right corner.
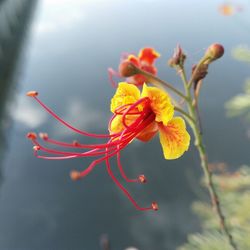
[{"x1": 168, "y1": 45, "x2": 186, "y2": 68}]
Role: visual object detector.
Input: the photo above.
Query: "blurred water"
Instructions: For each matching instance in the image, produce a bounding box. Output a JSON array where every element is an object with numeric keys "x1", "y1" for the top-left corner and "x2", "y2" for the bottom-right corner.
[{"x1": 0, "y1": 0, "x2": 249, "y2": 249}]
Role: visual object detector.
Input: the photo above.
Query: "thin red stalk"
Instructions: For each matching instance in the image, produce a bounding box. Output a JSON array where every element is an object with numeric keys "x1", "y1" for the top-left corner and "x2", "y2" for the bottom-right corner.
[
  {"x1": 122, "y1": 98, "x2": 150, "y2": 128},
  {"x1": 115, "y1": 113, "x2": 155, "y2": 183},
  {"x1": 33, "y1": 96, "x2": 121, "y2": 138},
  {"x1": 33, "y1": 127, "x2": 136, "y2": 161},
  {"x1": 44, "y1": 134, "x2": 126, "y2": 149},
  {"x1": 116, "y1": 151, "x2": 137, "y2": 183},
  {"x1": 114, "y1": 103, "x2": 143, "y2": 115},
  {"x1": 115, "y1": 128, "x2": 138, "y2": 183},
  {"x1": 34, "y1": 110, "x2": 155, "y2": 161},
  {"x1": 32, "y1": 139, "x2": 117, "y2": 158},
  {"x1": 105, "y1": 144, "x2": 153, "y2": 211}
]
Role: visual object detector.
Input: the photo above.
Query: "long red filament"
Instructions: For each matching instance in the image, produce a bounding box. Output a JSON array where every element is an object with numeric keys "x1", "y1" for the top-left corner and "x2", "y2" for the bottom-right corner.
[
  {"x1": 33, "y1": 96, "x2": 119, "y2": 138},
  {"x1": 28, "y1": 93, "x2": 158, "y2": 211},
  {"x1": 105, "y1": 144, "x2": 153, "y2": 211},
  {"x1": 116, "y1": 151, "x2": 137, "y2": 183}
]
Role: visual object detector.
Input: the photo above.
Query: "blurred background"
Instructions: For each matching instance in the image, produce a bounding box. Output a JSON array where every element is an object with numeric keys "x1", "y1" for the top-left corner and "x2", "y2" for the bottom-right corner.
[{"x1": 0, "y1": 0, "x2": 249, "y2": 249}]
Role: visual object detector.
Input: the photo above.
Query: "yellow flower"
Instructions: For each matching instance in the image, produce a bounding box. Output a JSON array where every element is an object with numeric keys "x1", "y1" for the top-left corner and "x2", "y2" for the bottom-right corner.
[
  {"x1": 26, "y1": 82, "x2": 190, "y2": 212},
  {"x1": 110, "y1": 82, "x2": 190, "y2": 160}
]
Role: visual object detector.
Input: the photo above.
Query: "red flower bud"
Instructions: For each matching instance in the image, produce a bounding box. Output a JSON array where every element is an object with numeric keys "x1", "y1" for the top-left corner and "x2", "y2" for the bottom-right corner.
[
  {"x1": 118, "y1": 61, "x2": 138, "y2": 77},
  {"x1": 205, "y1": 44, "x2": 224, "y2": 62}
]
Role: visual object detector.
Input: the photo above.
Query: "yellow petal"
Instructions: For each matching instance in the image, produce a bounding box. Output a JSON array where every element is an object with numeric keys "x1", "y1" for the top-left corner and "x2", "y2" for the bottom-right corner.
[
  {"x1": 141, "y1": 84, "x2": 174, "y2": 125},
  {"x1": 110, "y1": 82, "x2": 140, "y2": 113},
  {"x1": 158, "y1": 117, "x2": 190, "y2": 160},
  {"x1": 109, "y1": 114, "x2": 138, "y2": 134}
]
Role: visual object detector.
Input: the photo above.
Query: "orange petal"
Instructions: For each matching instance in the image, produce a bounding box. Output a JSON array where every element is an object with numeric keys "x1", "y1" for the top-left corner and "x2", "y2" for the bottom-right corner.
[
  {"x1": 128, "y1": 55, "x2": 140, "y2": 67},
  {"x1": 136, "y1": 121, "x2": 158, "y2": 142},
  {"x1": 138, "y1": 48, "x2": 160, "y2": 65},
  {"x1": 128, "y1": 74, "x2": 147, "y2": 86},
  {"x1": 219, "y1": 4, "x2": 234, "y2": 16},
  {"x1": 158, "y1": 117, "x2": 190, "y2": 160},
  {"x1": 141, "y1": 64, "x2": 157, "y2": 75}
]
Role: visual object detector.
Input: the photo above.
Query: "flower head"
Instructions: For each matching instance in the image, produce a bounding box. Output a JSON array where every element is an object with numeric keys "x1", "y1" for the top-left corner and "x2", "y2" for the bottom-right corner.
[
  {"x1": 108, "y1": 47, "x2": 160, "y2": 87},
  {"x1": 110, "y1": 82, "x2": 190, "y2": 159},
  {"x1": 219, "y1": 4, "x2": 235, "y2": 16},
  {"x1": 26, "y1": 83, "x2": 190, "y2": 211}
]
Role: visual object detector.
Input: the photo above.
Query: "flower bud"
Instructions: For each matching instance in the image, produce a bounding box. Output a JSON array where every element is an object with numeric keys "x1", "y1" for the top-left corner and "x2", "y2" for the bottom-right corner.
[
  {"x1": 204, "y1": 43, "x2": 224, "y2": 63},
  {"x1": 168, "y1": 45, "x2": 186, "y2": 67},
  {"x1": 119, "y1": 61, "x2": 138, "y2": 77},
  {"x1": 192, "y1": 64, "x2": 208, "y2": 85}
]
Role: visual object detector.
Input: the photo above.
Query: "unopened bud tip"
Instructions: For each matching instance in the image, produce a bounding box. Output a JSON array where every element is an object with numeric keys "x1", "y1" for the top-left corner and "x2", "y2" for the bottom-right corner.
[
  {"x1": 26, "y1": 132, "x2": 37, "y2": 140},
  {"x1": 70, "y1": 170, "x2": 81, "y2": 181},
  {"x1": 138, "y1": 174, "x2": 147, "y2": 183},
  {"x1": 39, "y1": 132, "x2": 48, "y2": 140},
  {"x1": 26, "y1": 91, "x2": 38, "y2": 97},
  {"x1": 33, "y1": 145, "x2": 40, "y2": 151},
  {"x1": 151, "y1": 202, "x2": 159, "y2": 211}
]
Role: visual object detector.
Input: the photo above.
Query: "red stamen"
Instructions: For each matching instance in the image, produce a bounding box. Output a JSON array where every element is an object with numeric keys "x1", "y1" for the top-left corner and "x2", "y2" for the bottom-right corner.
[
  {"x1": 138, "y1": 175, "x2": 147, "y2": 183},
  {"x1": 116, "y1": 151, "x2": 138, "y2": 183},
  {"x1": 33, "y1": 145, "x2": 40, "y2": 151},
  {"x1": 151, "y1": 202, "x2": 159, "y2": 211},
  {"x1": 73, "y1": 140, "x2": 80, "y2": 146},
  {"x1": 27, "y1": 132, "x2": 37, "y2": 140},
  {"x1": 105, "y1": 147, "x2": 154, "y2": 211},
  {"x1": 32, "y1": 139, "x2": 118, "y2": 158},
  {"x1": 27, "y1": 91, "x2": 159, "y2": 212},
  {"x1": 122, "y1": 97, "x2": 150, "y2": 128},
  {"x1": 26, "y1": 91, "x2": 38, "y2": 97},
  {"x1": 44, "y1": 136, "x2": 125, "y2": 149},
  {"x1": 39, "y1": 132, "x2": 48, "y2": 140},
  {"x1": 70, "y1": 170, "x2": 81, "y2": 181},
  {"x1": 31, "y1": 95, "x2": 121, "y2": 139}
]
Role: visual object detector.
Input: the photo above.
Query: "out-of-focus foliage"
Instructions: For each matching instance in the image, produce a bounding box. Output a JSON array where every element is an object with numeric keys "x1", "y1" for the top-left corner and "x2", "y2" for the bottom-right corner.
[
  {"x1": 226, "y1": 46, "x2": 250, "y2": 121},
  {"x1": 178, "y1": 166, "x2": 250, "y2": 250},
  {"x1": 232, "y1": 45, "x2": 250, "y2": 63},
  {"x1": 225, "y1": 79, "x2": 250, "y2": 120}
]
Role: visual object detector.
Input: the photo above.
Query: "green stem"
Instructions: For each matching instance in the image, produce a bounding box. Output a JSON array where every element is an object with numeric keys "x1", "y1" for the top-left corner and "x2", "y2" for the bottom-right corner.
[
  {"x1": 136, "y1": 68, "x2": 188, "y2": 100},
  {"x1": 174, "y1": 106, "x2": 195, "y2": 124},
  {"x1": 179, "y1": 66, "x2": 238, "y2": 250}
]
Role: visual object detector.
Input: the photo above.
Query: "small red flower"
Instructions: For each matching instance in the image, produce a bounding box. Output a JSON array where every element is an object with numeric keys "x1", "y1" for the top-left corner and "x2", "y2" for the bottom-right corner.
[{"x1": 108, "y1": 47, "x2": 160, "y2": 87}]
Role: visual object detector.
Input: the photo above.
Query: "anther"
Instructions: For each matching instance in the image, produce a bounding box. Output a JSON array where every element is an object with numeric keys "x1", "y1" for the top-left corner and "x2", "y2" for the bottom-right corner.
[
  {"x1": 26, "y1": 91, "x2": 38, "y2": 97},
  {"x1": 73, "y1": 140, "x2": 80, "y2": 146},
  {"x1": 33, "y1": 145, "x2": 40, "y2": 151},
  {"x1": 70, "y1": 170, "x2": 81, "y2": 181},
  {"x1": 151, "y1": 202, "x2": 159, "y2": 211},
  {"x1": 26, "y1": 132, "x2": 37, "y2": 140},
  {"x1": 138, "y1": 174, "x2": 147, "y2": 184},
  {"x1": 39, "y1": 132, "x2": 48, "y2": 140}
]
